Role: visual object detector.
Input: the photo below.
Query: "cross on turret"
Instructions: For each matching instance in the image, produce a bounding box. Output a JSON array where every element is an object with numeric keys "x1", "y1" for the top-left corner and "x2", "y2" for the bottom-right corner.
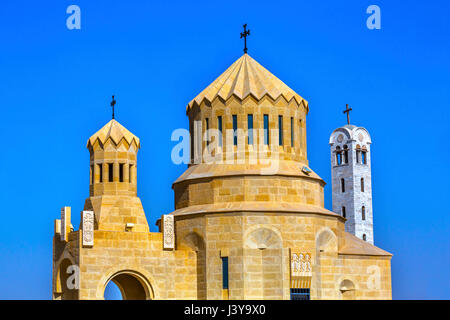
[{"x1": 110, "y1": 95, "x2": 116, "y2": 119}]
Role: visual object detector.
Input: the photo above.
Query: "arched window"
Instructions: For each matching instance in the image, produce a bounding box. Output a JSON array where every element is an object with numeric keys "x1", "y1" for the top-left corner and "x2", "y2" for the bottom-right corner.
[
  {"x1": 361, "y1": 178, "x2": 364, "y2": 192},
  {"x1": 362, "y1": 234, "x2": 367, "y2": 241},
  {"x1": 343, "y1": 145, "x2": 349, "y2": 164},
  {"x1": 341, "y1": 178, "x2": 345, "y2": 192},
  {"x1": 342, "y1": 206, "x2": 346, "y2": 218},
  {"x1": 362, "y1": 206, "x2": 366, "y2": 220},
  {"x1": 361, "y1": 146, "x2": 367, "y2": 164},
  {"x1": 336, "y1": 146, "x2": 342, "y2": 165},
  {"x1": 356, "y1": 144, "x2": 361, "y2": 164}
]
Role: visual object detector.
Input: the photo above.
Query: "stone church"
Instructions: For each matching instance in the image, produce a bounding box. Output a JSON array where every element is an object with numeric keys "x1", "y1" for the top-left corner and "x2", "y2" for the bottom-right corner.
[{"x1": 52, "y1": 53, "x2": 392, "y2": 300}]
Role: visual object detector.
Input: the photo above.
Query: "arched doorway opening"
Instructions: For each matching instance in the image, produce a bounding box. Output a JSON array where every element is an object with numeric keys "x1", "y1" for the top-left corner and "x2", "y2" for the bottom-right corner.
[
  {"x1": 103, "y1": 271, "x2": 153, "y2": 300},
  {"x1": 104, "y1": 281, "x2": 123, "y2": 300}
]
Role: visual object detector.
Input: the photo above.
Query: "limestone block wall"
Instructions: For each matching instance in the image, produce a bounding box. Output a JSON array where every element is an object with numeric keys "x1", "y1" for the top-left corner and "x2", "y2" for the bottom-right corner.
[
  {"x1": 83, "y1": 195, "x2": 149, "y2": 233},
  {"x1": 53, "y1": 230, "x2": 198, "y2": 300},
  {"x1": 77, "y1": 231, "x2": 197, "y2": 300},
  {"x1": 173, "y1": 211, "x2": 391, "y2": 300},
  {"x1": 174, "y1": 174, "x2": 324, "y2": 210}
]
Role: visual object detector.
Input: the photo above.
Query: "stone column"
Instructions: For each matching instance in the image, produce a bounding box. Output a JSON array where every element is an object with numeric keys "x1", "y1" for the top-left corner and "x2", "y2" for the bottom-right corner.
[
  {"x1": 103, "y1": 163, "x2": 108, "y2": 183},
  {"x1": 113, "y1": 162, "x2": 119, "y2": 182},
  {"x1": 124, "y1": 162, "x2": 130, "y2": 184},
  {"x1": 93, "y1": 162, "x2": 98, "y2": 183}
]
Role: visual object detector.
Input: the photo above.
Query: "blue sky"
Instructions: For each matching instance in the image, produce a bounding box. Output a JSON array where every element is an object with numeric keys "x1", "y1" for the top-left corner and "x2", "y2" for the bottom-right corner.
[{"x1": 0, "y1": 0, "x2": 448, "y2": 299}]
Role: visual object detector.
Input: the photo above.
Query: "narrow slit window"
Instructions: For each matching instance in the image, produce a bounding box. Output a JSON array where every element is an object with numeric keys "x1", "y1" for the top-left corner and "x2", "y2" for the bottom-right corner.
[
  {"x1": 98, "y1": 164, "x2": 103, "y2": 183},
  {"x1": 342, "y1": 206, "x2": 346, "y2": 218},
  {"x1": 362, "y1": 206, "x2": 366, "y2": 220},
  {"x1": 248, "y1": 114, "x2": 253, "y2": 145},
  {"x1": 341, "y1": 178, "x2": 345, "y2": 192},
  {"x1": 222, "y1": 257, "x2": 229, "y2": 290},
  {"x1": 264, "y1": 114, "x2": 269, "y2": 145},
  {"x1": 363, "y1": 234, "x2": 367, "y2": 241},
  {"x1": 232, "y1": 115, "x2": 237, "y2": 146},
  {"x1": 108, "y1": 163, "x2": 113, "y2": 182},
  {"x1": 119, "y1": 163, "x2": 124, "y2": 182},
  {"x1": 290, "y1": 117, "x2": 294, "y2": 147},
  {"x1": 299, "y1": 119, "x2": 303, "y2": 149},
  {"x1": 361, "y1": 178, "x2": 365, "y2": 192},
  {"x1": 218, "y1": 116, "x2": 223, "y2": 147},
  {"x1": 205, "y1": 118, "x2": 209, "y2": 147},
  {"x1": 278, "y1": 115, "x2": 283, "y2": 146},
  {"x1": 190, "y1": 120, "x2": 194, "y2": 163}
]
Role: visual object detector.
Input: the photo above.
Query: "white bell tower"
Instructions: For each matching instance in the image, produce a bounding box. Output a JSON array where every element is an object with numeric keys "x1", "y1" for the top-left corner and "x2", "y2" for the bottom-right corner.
[{"x1": 329, "y1": 108, "x2": 374, "y2": 244}]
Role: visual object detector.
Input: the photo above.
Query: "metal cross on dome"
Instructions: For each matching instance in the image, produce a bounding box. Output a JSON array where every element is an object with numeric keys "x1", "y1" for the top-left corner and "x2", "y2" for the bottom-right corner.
[{"x1": 240, "y1": 24, "x2": 250, "y2": 54}]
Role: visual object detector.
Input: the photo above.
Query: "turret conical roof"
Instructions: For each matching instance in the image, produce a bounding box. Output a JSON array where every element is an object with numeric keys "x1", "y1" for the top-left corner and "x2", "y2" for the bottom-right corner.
[{"x1": 87, "y1": 119, "x2": 140, "y2": 149}]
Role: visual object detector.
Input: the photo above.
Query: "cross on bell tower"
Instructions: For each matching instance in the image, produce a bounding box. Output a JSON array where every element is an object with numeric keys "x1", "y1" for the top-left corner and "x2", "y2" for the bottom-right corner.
[
  {"x1": 240, "y1": 24, "x2": 250, "y2": 54},
  {"x1": 343, "y1": 104, "x2": 352, "y2": 125}
]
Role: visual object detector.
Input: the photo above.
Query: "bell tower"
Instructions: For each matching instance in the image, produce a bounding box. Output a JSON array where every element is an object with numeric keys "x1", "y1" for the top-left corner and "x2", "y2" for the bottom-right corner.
[
  {"x1": 85, "y1": 119, "x2": 149, "y2": 233},
  {"x1": 329, "y1": 123, "x2": 374, "y2": 244}
]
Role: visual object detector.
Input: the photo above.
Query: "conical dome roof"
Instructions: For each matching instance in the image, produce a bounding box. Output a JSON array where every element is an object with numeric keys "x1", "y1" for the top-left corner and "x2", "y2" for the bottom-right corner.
[
  {"x1": 87, "y1": 119, "x2": 140, "y2": 149},
  {"x1": 187, "y1": 54, "x2": 308, "y2": 111}
]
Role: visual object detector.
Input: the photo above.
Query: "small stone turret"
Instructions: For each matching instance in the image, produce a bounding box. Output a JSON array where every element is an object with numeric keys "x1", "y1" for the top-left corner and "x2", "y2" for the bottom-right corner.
[{"x1": 84, "y1": 119, "x2": 149, "y2": 232}]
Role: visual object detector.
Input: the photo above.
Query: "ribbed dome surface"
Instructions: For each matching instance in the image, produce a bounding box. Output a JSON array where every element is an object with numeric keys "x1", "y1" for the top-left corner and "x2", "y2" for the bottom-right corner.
[{"x1": 187, "y1": 54, "x2": 307, "y2": 111}]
